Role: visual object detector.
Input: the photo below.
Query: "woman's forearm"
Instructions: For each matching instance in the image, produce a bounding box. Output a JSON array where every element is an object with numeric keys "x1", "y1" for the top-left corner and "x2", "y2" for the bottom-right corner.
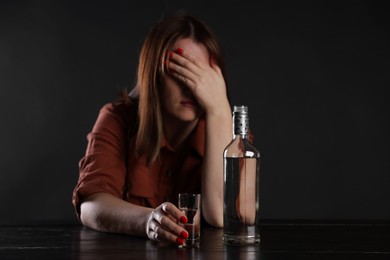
[
  {"x1": 201, "y1": 104, "x2": 232, "y2": 227},
  {"x1": 80, "y1": 193, "x2": 152, "y2": 236}
]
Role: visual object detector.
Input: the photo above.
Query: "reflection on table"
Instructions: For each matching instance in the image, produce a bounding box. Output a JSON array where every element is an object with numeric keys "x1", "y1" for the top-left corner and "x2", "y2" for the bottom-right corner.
[{"x1": 0, "y1": 222, "x2": 389, "y2": 259}]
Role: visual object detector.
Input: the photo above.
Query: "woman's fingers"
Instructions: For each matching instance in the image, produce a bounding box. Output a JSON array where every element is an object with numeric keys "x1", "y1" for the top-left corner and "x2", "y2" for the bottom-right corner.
[
  {"x1": 167, "y1": 52, "x2": 198, "y2": 88},
  {"x1": 146, "y1": 202, "x2": 189, "y2": 245},
  {"x1": 167, "y1": 50, "x2": 220, "y2": 91},
  {"x1": 161, "y1": 202, "x2": 188, "y2": 224},
  {"x1": 170, "y1": 49, "x2": 202, "y2": 71}
]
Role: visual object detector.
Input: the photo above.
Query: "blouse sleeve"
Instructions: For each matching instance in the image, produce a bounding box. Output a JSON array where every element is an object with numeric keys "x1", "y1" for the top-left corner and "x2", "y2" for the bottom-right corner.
[{"x1": 72, "y1": 102, "x2": 132, "y2": 220}]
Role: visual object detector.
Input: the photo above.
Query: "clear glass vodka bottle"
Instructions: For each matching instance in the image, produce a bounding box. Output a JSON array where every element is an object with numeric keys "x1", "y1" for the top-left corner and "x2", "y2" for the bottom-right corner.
[{"x1": 223, "y1": 105, "x2": 261, "y2": 245}]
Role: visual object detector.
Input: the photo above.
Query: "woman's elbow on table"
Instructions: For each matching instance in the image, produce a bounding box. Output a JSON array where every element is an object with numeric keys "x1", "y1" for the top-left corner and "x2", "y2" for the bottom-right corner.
[
  {"x1": 203, "y1": 211, "x2": 224, "y2": 228},
  {"x1": 79, "y1": 193, "x2": 119, "y2": 233}
]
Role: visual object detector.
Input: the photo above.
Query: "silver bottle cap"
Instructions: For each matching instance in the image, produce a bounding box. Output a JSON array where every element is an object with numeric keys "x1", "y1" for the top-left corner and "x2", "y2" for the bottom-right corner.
[{"x1": 233, "y1": 105, "x2": 249, "y2": 135}]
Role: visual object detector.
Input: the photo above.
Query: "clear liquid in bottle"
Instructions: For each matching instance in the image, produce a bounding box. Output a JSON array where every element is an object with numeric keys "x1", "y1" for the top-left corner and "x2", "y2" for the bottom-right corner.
[{"x1": 223, "y1": 106, "x2": 260, "y2": 245}]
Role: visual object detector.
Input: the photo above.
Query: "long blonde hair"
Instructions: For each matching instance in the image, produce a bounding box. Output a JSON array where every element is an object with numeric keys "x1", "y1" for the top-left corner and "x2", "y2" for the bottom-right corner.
[{"x1": 127, "y1": 14, "x2": 227, "y2": 165}]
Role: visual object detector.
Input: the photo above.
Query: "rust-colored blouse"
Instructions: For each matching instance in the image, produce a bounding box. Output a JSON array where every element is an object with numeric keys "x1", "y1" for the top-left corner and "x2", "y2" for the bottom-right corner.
[{"x1": 72, "y1": 102, "x2": 205, "y2": 219}]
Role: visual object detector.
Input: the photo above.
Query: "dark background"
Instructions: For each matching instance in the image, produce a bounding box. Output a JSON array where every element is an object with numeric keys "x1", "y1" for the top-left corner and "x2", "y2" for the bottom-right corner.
[{"x1": 0, "y1": 1, "x2": 388, "y2": 224}]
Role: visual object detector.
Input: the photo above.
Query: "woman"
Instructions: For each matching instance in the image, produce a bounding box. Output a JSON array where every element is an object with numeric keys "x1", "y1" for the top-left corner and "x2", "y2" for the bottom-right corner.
[{"x1": 72, "y1": 13, "x2": 232, "y2": 246}]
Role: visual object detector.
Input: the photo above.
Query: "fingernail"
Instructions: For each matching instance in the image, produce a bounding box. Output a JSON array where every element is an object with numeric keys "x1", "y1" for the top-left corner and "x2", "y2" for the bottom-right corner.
[
  {"x1": 180, "y1": 216, "x2": 188, "y2": 224},
  {"x1": 180, "y1": 231, "x2": 189, "y2": 239},
  {"x1": 176, "y1": 48, "x2": 184, "y2": 55},
  {"x1": 176, "y1": 237, "x2": 184, "y2": 245},
  {"x1": 169, "y1": 51, "x2": 174, "y2": 59}
]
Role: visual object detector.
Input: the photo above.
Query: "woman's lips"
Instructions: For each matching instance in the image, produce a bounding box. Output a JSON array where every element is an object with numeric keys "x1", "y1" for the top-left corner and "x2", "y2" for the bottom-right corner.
[{"x1": 180, "y1": 100, "x2": 197, "y2": 106}]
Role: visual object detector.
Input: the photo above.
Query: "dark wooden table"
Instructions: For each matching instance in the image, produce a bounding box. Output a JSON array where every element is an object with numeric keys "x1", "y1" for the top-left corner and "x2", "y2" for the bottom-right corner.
[{"x1": 0, "y1": 222, "x2": 389, "y2": 259}]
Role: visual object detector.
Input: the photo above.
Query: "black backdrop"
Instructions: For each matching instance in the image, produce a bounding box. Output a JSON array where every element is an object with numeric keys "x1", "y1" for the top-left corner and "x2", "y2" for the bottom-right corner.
[{"x1": 0, "y1": 1, "x2": 389, "y2": 224}]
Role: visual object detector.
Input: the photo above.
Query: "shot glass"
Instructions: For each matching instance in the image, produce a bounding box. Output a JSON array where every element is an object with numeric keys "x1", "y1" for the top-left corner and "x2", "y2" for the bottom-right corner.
[{"x1": 178, "y1": 193, "x2": 201, "y2": 248}]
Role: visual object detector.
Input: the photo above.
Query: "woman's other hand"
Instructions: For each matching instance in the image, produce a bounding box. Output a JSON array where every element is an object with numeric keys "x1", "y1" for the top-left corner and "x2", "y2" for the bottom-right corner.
[
  {"x1": 167, "y1": 40, "x2": 229, "y2": 116},
  {"x1": 146, "y1": 202, "x2": 189, "y2": 245}
]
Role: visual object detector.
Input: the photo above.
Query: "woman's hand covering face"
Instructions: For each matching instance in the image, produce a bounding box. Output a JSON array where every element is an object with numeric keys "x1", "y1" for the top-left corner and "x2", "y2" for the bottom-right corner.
[{"x1": 166, "y1": 39, "x2": 228, "y2": 116}]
